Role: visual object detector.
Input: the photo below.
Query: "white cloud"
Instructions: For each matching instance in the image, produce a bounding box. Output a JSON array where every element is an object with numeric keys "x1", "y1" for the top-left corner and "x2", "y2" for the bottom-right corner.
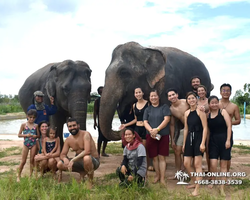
[{"x1": 0, "y1": 0, "x2": 249, "y2": 97}]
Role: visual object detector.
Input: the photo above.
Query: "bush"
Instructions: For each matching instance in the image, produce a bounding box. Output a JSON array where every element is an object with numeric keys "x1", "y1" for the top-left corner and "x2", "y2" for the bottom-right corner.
[{"x1": 0, "y1": 103, "x2": 23, "y2": 114}]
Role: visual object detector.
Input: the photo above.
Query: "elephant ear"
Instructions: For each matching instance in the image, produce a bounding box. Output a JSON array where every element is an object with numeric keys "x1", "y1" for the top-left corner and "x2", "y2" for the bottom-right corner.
[
  {"x1": 45, "y1": 65, "x2": 57, "y2": 98},
  {"x1": 144, "y1": 48, "x2": 166, "y2": 89}
]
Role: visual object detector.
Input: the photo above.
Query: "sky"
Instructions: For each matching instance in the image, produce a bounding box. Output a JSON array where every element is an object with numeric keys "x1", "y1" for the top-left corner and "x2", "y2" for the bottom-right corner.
[{"x1": 0, "y1": 0, "x2": 250, "y2": 98}]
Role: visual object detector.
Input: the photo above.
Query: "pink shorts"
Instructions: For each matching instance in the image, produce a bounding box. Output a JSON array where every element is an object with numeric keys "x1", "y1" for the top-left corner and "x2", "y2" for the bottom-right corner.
[{"x1": 146, "y1": 134, "x2": 169, "y2": 158}]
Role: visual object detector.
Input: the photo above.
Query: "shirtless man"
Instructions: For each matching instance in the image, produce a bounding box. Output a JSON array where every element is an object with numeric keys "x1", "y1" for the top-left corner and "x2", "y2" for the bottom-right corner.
[
  {"x1": 190, "y1": 76, "x2": 201, "y2": 96},
  {"x1": 167, "y1": 89, "x2": 189, "y2": 178},
  {"x1": 57, "y1": 118, "x2": 100, "y2": 188},
  {"x1": 219, "y1": 83, "x2": 241, "y2": 172}
]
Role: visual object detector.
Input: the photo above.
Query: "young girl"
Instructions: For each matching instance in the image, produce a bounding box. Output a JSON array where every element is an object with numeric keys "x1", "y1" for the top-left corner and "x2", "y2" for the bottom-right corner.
[
  {"x1": 42, "y1": 127, "x2": 59, "y2": 158},
  {"x1": 17, "y1": 109, "x2": 40, "y2": 182}
]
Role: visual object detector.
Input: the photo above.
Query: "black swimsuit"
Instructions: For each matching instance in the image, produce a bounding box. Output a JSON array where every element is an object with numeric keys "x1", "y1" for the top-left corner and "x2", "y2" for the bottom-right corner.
[
  {"x1": 184, "y1": 110, "x2": 203, "y2": 157},
  {"x1": 134, "y1": 102, "x2": 148, "y2": 140},
  {"x1": 208, "y1": 110, "x2": 231, "y2": 160}
]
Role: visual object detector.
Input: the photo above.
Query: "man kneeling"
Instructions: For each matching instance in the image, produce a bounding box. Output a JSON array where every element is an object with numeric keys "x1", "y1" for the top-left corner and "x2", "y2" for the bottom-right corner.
[{"x1": 57, "y1": 118, "x2": 100, "y2": 188}]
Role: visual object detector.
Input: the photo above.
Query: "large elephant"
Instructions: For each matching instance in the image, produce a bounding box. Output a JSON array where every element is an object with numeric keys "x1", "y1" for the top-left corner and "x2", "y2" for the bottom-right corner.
[
  {"x1": 18, "y1": 60, "x2": 91, "y2": 145},
  {"x1": 99, "y1": 42, "x2": 213, "y2": 141}
]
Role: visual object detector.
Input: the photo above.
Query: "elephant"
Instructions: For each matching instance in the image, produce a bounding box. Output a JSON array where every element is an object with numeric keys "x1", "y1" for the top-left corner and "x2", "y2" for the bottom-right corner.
[
  {"x1": 18, "y1": 60, "x2": 92, "y2": 146},
  {"x1": 99, "y1": 41, "x2": 213, "y2": 141}
]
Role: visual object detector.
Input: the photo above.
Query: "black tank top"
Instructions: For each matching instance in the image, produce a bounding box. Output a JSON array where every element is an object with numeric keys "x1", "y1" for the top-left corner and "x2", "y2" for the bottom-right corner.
[
  {"x1": 208, "y1": 110, "x2": 227, "y2": 135},
  {"x1": 187, "y1": 110, "x2": 203, "y2": 132},
  {"x1": 134, "y1": 102, "x2": 148, "y2": 121}
]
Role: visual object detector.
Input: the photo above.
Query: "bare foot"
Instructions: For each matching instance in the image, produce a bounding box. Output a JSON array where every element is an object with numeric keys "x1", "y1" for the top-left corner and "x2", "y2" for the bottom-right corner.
[
  {"x1": 167, "y1": 176, "x2": 177, "y2": 180},
  {"x1": 153, "y1": 176, "x2": 160, "y2": 184},
  {"x1": 16, "y1": 176, "x2": 20, "y2": 182},
  {"x1": 160, "y1": 179, "x2": 166, "y2": 187},
  {"x1": 220, "y1": 187, "x2": 226, "y2": 197},
  {"x1": 101, "y1": 153, "x2": 109, "y2": 157},
  {"x1": 58, "y1": 173, "x2": 62, "y2": 183},
  {"x1": 87, "y1": 180, "x2": 93, "y2": 189},
  {"x1": 186, "y1": 184, "x2": 196, "y2": 189},
  {"x1": 148, "y1": 166, "x2": 154, "y2": 171},
  {"x1": 189, "y1": 191, "x2": 200, "y2": 197}
]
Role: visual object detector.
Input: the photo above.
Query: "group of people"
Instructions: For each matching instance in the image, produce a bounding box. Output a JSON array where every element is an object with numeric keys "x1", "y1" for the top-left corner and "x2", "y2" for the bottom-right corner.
[
  {"x1": 116, "y1": 77, "x2": 240, "y2": 197},
  {"x1": 166, "y1": 78, "x2": 240, "y2": 196},
  {"x1": 17, "y1": 91, "x2": 100, "y2": 188},
  {"x1": 16, "y1": 78, "x2": 241, "y2": 195}
]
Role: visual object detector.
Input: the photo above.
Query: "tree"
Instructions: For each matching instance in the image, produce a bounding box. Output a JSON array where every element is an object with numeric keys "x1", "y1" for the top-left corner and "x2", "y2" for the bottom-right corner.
[{"x1": 233, "y1": 83, "x2": 250, "y2": 106}]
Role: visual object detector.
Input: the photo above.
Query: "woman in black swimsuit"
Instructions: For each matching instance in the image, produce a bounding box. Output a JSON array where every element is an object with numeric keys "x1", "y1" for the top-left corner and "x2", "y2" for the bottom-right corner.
[
  {"x1": 183, "y1": 92, "x2": 207, "y2": 197},
  {"x1": 207, "y1": 95, "x2": 232, "y2": 196},
  {"x1": 120, "y1": 87, "x2": 148, "y2": 146}
]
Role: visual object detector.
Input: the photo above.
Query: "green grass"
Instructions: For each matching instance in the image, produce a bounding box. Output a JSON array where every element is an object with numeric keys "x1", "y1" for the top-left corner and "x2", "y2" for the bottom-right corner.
[
  {"x1": 0, "y1": 146, "x2": 22, "y2": 158},
  {"x1": 105, "y1": 142, "x2": 175, "y2": 155},
  {"x1": 105, "y1": 142, "x2": 123, "y2": 155},
  {"x1": 232, "y1": 144, "x2": 250, "y2": 154},
  {"x1": 0, "y1": 173, "x2": 249, "y2": 200},
  {"x1": 0, "y1": 160, "x2": 19, "y2": 166}
]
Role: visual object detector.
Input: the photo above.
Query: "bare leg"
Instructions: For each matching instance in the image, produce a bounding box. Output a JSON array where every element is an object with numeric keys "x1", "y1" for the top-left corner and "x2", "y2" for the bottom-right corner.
[
  {"x1": 205, "y1": 147, "x2": 210, "y2": 172},
  {"x1": 152, "y1": 156, "x2": 160, "y2": 183},
  {"x1": 184, "y1": 156, "x2": 196, "y2": 189},
  {"x1": 227, "y1": 160, "x2": 231, "y2": 172},
  {"x1": 169, "y1": 146, "x2": 182, "y2": 180},
  {"x1": 220, "y1": 160, "x2": 227, "y2": 197},
  {"x1": 29, "y1": 144, "x2": 37, "y2": 177},
  {"x1": 191, "y1": 156, "x2": 202, "y2": 196},
  {"x1": 17, "y1": 145, "x2": 29, "y2": 182},
  {"x1": 208, "y1": 159, "x2": 218, "y2": 189},
  {"x1": 83, "y1": 156, "x2": 95, "y2": 189},
  {"x1": 48, "y1": 158, "x2": 57, "y2": 179},
  {"x1": 158, "y1": 155, "x2": 167, "y2": 186},
  {"x1": 57, "y1": 160, "x2": 69, "y2": 183},
  {"x1": 101, "y1": 141, "x2": 109, "y2": 157},
  {"x1": 40, "y1": 160, "x2": 48, "y2": 177}
]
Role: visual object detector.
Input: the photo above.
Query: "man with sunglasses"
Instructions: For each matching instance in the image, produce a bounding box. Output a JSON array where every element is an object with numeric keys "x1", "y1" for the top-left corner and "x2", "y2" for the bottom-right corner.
[{"x1": 27, "y1": 91, "x2": 57, "y2": 124}]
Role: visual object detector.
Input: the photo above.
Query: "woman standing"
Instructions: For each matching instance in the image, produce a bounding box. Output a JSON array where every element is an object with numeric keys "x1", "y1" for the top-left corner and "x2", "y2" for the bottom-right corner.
[
  {"x1": 143, "y1": 89, "x2": 171, "y2": 185},
  {"x1": 197, "y1": 85, "x2": 209, "y2": 113},
  {"x1": 120, "y1": 87, "x2": 148, "y2": 146},
  {"x1": 207, "y1": 95, "x2": 232, "y2": 196},
  {"x1": 183, "y1": 92, "x2": 207, "y2": 197}
]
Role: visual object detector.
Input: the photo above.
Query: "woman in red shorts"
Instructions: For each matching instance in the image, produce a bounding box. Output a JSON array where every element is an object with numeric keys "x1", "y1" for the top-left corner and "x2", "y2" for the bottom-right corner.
[{"x1": 143, "y1": 89, "x2": 171, "y2": 185}]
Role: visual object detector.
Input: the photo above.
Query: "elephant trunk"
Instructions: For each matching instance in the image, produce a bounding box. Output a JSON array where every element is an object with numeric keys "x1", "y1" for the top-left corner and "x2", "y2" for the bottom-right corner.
[
  {"x1": 69, "y1": 100, "x2": 88, "y2": 130},
  {"x1": 99, "y1": 83, "x2": 123, "y2": 141}
]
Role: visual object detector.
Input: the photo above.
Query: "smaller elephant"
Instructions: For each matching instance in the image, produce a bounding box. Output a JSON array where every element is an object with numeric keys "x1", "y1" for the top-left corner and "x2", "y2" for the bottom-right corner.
[{"x1": 18, "y1": 60, "x2": 92, "y2": 146}]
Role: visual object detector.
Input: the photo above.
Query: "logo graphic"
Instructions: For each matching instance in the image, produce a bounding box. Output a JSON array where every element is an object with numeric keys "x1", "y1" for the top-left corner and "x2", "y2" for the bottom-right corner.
[{"x1": 175, "y1": 170, "x2": 189, "y2": 184}]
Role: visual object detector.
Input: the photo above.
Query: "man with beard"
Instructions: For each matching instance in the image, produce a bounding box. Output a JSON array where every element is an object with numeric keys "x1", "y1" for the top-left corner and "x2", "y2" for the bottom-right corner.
[
  {"x1": 57, "y1": 118, "x2": 100, "y2": 188},
  {"x1": 190, "y1": 76, "x2": 201, "y2": 96},
  {"x1": 27, "y1": 91, "x2": 57, "y2": 124},
  {"x1": 167, "y1": 89, "x2": 189, "y2": 179}
]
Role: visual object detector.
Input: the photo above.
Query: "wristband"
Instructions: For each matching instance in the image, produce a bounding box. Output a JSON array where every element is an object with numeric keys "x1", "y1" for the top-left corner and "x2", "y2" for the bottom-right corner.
[{"x1": 157, "y1": 128, "x2": 161, "y2": 132}]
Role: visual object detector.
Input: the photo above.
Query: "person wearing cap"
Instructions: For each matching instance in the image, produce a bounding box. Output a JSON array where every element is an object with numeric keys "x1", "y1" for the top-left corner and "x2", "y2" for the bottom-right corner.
[{"x1": 27, "y1": 91, "x2": 57, "y2": 124}]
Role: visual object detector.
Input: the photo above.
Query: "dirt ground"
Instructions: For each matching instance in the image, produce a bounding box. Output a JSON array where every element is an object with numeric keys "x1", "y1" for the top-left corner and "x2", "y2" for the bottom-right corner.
[{"x1": 0, "y1": 140, "x2": 250, "y2": 199}]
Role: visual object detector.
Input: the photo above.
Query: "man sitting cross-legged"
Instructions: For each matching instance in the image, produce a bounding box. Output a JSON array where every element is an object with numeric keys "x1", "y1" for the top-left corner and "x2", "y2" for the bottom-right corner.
[{"x1": 57, "y1": 118, "x2": 100, "y2": 188}]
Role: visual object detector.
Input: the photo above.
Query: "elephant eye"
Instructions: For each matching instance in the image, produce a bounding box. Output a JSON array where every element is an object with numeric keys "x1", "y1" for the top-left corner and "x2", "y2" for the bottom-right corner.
[
  {"x1": 119, "y1": 68, "x2": 131, "y2": 79},
  {"x1": 62, "y1": 85, "x2": 69, "y2": 95}
]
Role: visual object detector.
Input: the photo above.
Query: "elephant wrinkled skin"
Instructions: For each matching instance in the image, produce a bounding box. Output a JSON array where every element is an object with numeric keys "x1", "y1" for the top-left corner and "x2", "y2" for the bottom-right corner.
[
  {"x1": 99, "y1": 42, "x2": 213, "y2": 141},
  {"x1": 18, "y1": 60, "x2": 92, "y2": 146}
]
